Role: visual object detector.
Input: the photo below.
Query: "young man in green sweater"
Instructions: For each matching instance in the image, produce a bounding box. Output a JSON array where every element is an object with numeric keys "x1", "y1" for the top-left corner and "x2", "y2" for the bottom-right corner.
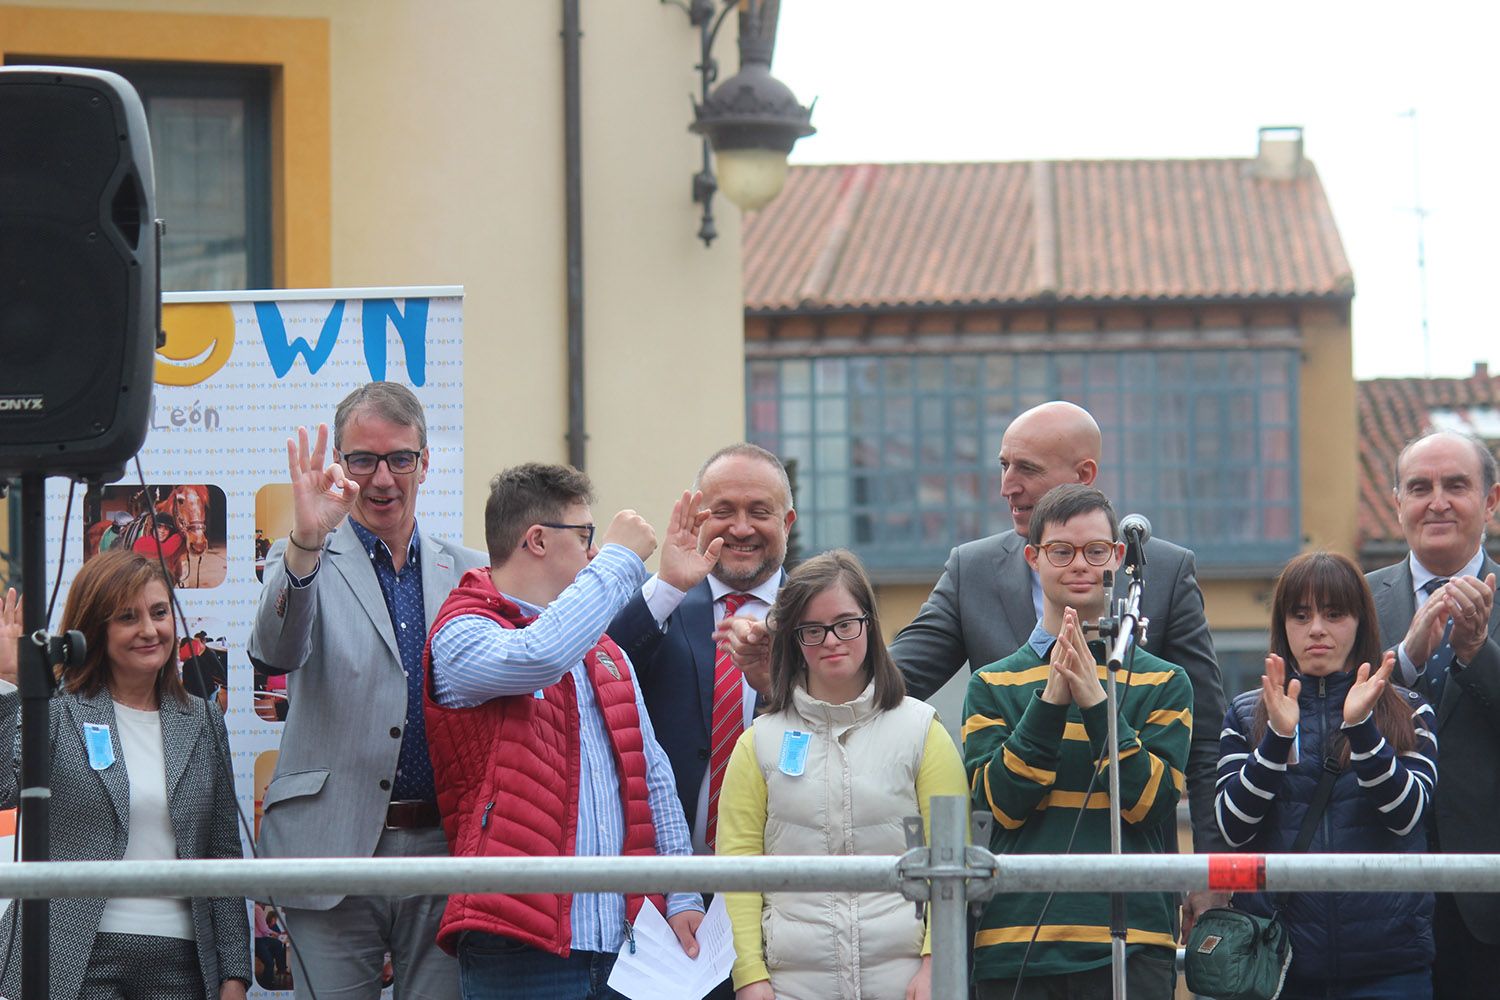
[{"x1": 963, "y1": 484, "x2": 1191, "y2": 999}]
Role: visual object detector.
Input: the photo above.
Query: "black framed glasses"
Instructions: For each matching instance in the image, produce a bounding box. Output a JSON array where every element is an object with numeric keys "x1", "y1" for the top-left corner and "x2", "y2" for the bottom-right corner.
[
  {"x1": 338, "y1": 449, "x2": 422, "y2": 475},
  {"x1": 540, "y1": 522, "x2": 596, "y2": 549},
  {"x1": 1037, "y1": 540, "x2": 1116, "y2": 568},
  {"x1": 794, "y1": 615, "x2": 869, "y2": 647}
]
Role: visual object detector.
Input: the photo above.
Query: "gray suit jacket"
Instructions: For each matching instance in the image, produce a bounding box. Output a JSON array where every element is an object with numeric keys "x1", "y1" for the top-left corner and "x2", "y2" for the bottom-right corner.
[
  {"x1": 248, "y1": 516, "x2": 486, "y2": 909},
  {"x1": 890, "y1": 529, "x2": 1227, "y2": 851},
  {"x1": 0, "y1": 686, "x2": 250, "y2": 1000},
  {"x1": 1369, "y1": 554, "x2": 1500, "y2": 943}
]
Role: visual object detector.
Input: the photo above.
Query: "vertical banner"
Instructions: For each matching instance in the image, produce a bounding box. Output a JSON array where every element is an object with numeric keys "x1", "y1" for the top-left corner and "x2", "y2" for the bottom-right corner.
[{"x1": 30, "y1": 287, "x2": 464, "y2": 997}]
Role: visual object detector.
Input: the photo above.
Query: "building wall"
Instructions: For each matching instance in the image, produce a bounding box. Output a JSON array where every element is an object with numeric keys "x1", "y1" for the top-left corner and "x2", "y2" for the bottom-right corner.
[
  {"x1": 0, "y1": 1, "x2": 747, "y2": 562},
  {"x1": 1298, "y1": 303, "x2": 1360, "y2": 557}
]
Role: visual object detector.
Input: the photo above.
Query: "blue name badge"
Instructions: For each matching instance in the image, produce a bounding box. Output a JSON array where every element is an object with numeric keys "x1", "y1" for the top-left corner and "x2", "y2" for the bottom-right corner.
[
  {"x1": 83, "y1": 723, "x2": 115, "y2": 771},
  {"x1": 778, "y1": 730, "x2": 810, "y2": 777}
]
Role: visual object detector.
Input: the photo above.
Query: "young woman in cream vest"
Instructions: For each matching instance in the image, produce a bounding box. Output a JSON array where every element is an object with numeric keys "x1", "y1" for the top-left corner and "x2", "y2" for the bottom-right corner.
[{"x1": 717, "y1": 549, "x2": 967, "y2": 1000}]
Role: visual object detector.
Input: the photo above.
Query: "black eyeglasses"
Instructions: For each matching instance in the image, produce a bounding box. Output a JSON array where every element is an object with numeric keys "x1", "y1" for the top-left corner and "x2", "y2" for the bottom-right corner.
[
  {"x1": 1037, "y1": 540, "x2": 1116, "y2": 568},
  {"x1": 794, "y1": 615, "x2": 868, "y2": 647},
  {"x1": 338, "y1": 450, "x2": 422, "y2": 476},
  {"x1": 540, "y1": 522, "x2": 596, "y2": 549}
]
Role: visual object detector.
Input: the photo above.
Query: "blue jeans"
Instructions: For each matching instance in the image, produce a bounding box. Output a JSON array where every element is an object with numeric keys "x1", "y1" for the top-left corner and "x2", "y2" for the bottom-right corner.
[
  {"x1": 458, "y1": 933, "x2": 623, "y2": 1000},
  {"x1": 1281, "y1": 968, "x2": 1432, "y2": 1000}
]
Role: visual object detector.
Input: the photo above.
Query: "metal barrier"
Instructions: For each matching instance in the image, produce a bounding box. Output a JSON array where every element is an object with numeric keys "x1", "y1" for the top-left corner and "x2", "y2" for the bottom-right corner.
[{"x1": 5, "y1": 797, "x2": 1499, "y2": 998}]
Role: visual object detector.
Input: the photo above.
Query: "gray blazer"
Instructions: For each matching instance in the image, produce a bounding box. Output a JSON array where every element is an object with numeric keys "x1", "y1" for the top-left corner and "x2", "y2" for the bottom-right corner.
[
  {"x1": 0, "y1": 686, "x2": 250, "y2": 1000},
  {"x1": 248, "y1": 516, "x2": 486, "y2": 909},
  {"x1": 1369, "y1": 554, "x2": 1500, "y2": 943},
  {"x1": 890, "y1": 529, "x2": 1227, "y2": 851}
]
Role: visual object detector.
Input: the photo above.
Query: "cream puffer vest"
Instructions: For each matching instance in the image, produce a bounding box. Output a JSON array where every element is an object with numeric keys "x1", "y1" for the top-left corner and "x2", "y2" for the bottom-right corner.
[{"x1": 752, "y1": 683, "x2": 935, "y2": 1000}]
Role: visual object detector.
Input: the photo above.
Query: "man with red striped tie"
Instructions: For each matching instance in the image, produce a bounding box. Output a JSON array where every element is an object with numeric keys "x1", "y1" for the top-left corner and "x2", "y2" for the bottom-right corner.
[{"x1": 609, "y1": 444, "x2": 796, "y2": 1000}]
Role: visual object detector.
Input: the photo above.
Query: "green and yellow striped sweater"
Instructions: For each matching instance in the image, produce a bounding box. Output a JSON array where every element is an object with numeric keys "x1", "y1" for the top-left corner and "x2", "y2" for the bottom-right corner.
[{"x1": 961, "y1": 642, "x2": 1192, "y2": 981}]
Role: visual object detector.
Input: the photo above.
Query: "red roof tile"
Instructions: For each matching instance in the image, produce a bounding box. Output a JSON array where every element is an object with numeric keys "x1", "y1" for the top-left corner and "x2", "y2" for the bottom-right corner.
[
  {"x1": 744, "y1": 160, "x2": 1354, "y2": 313},
  {"x1": 1357, "y1": 367, "x2": 1500, "y2": 548}
]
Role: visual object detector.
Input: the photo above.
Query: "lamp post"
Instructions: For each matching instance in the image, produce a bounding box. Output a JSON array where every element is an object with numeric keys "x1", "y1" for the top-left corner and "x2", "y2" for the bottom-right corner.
[{"x1": 666, "y1": 0, "x2": 815, "y2": 246}]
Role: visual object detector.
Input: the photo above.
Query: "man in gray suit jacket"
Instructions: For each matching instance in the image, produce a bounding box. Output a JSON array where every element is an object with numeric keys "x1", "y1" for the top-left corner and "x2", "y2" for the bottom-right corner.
[
  {"x1": 725, "y1": 403, "x2": 1229, "y2": 926},
  {"x1": 889, "y1": 401, "x2": 1228, "y2": 924},
  {"x1": 1367, "y1": 429, "x2": 1500, "y2": 999},
  {"x1": 249, "y1": 383, "x2": 487, "y2": 1000}
]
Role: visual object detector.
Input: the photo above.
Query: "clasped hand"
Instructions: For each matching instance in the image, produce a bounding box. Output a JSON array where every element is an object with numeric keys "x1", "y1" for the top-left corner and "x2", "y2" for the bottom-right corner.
[{"x1": 1041, "y1": 608, "x2": 1104, "y2": 709}]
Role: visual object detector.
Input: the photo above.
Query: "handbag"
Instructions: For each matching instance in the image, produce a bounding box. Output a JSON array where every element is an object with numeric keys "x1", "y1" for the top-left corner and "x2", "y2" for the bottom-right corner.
[{"x1": 1183, "y1": 757, "x2": 1339, "y2": 1000}]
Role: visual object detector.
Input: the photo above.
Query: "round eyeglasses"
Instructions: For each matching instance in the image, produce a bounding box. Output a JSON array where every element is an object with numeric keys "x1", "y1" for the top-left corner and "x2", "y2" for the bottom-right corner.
[
  {"x1": 794, "y1": 615, "x2": 869, "y2": 647},
  {"x1": 1036, "y1": 540, "x2": 1116, "y2": 568}
]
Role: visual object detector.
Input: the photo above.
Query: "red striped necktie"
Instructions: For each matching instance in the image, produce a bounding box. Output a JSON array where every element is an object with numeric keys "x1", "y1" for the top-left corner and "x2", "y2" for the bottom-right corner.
[{"x1": 706, "y1": 592, "x2": 751, "y2": 849}]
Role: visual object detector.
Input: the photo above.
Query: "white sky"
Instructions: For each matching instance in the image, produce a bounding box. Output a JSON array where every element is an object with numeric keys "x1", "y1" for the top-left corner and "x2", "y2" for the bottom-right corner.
[{"x1": 771, "y1": 0, "x2": 1499, "y2": 379}]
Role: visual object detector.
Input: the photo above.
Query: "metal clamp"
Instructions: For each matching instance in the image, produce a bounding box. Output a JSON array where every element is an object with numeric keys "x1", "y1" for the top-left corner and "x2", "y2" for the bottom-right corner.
[{"x1": 896, "y1": 813, "x2": 1003, "y2": 916}]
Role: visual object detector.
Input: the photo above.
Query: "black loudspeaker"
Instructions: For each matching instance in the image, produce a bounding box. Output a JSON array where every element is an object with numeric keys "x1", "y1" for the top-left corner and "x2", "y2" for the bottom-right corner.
[{"x1": 0, "y1": 66, "x2": 158, "y2": 480}]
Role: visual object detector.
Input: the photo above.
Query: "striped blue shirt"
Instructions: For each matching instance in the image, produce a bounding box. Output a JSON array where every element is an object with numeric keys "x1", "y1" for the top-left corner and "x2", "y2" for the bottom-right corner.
[{"x1": 428, "y1": 543, "x2": 702, "y2": 951}]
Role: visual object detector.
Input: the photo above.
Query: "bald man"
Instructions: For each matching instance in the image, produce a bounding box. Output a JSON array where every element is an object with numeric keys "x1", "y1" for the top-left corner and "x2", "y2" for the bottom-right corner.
[
  {"x1": 726, "y1": 403, "x2": 1227, "y2": 917},
  {"x1": 891, "y1": 403, "x2": 1228, "y2": 921}
]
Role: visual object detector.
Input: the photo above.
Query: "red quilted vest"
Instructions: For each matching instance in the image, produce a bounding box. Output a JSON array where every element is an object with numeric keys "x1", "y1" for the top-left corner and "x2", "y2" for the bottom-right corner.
[{"x1": 422, "y1": 567, "x2": 663, "y2": 956}]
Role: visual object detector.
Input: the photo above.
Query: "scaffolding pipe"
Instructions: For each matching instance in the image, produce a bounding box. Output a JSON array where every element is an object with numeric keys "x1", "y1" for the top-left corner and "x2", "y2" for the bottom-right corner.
[
  {"x1": 2, "y1": 851, "x2": 1498, "y2": 901},
  {"x1": 928, "y1": 796, "x2": 970, "y2": 1000}
]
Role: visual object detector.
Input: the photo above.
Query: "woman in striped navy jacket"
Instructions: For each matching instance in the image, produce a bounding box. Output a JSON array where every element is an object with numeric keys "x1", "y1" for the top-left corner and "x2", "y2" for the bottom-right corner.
[{"x1": 1216, "y1": 551, "x2": 1437, "y2": 1000}]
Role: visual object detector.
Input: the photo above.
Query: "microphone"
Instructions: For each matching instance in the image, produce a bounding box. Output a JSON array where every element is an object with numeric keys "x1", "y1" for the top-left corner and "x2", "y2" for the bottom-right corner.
[
  {"x1": 1119, "y1": 513, "x2": 1151, "y2": 547},
  {"x1": 1119, "y1": 514, "x2": 1150, "y2": 571}
]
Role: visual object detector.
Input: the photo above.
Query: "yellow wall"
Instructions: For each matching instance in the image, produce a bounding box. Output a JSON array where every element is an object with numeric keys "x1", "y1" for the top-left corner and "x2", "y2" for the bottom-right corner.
[
  {"x1": 1298, "y1": 304, "x2": 1360, "y2": 557},
  {"x1": 2, "y1": 1, "x2": 748, "y2": 556}
]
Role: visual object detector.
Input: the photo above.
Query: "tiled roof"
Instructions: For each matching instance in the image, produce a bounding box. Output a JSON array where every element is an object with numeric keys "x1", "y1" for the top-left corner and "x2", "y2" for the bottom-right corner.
[
  {"x1": 744, "y1": 160, "x2": 1354, "y2": 313},
  {"x1": 1357, "y1": 365, "x2": 1500, "y2": 548}
]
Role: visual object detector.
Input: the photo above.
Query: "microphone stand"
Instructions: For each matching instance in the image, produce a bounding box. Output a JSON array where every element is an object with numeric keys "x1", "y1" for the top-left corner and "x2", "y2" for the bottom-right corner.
[{"x1": 1095, "y1": 535, "x2": 1149, "y2": 1000}]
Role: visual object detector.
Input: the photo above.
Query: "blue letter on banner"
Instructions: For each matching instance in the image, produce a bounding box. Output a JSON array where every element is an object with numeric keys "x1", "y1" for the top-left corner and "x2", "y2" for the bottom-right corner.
[
  {"x1": 361, "y1": 299, "x2": 428, "y2": 385},
  {"x1": 256, "y1": 300, "x2": 345, "y2": 377}
]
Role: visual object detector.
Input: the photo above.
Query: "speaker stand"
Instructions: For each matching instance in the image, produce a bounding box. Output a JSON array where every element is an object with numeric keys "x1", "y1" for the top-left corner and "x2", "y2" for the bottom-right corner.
[{"x1": 17, "y1": 473, "x2": 53, "y2": 998}]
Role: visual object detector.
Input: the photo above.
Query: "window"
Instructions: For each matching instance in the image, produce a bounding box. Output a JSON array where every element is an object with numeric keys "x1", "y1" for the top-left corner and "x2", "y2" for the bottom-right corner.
[
  {"x1": 7, "y1": 57, "x2": 272, "y2": 291},
  {"x1": 747, "y1": 348, "x2": 1301, "y2": 573}
]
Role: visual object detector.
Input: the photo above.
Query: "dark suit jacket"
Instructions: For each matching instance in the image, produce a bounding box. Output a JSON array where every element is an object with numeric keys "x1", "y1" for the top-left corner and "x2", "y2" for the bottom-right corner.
[
  {"x1": 609, "y1": 577, "x2": 781, "y2": 831},
  {"x1": 1369, "y1": 554, "x2": 1500, "y2": 943},
  {"x1": 890, "y1": 530, "x2": 1227, "y2": 851},
  {"x1": 0, "y1": 686, "x2": 250, "y2": 1000}
]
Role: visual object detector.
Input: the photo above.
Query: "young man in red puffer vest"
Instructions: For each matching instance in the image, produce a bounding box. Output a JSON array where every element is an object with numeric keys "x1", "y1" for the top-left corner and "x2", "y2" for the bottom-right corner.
[{"x1": 423, "y1": 463, "x2": 717, "y2": 1000}]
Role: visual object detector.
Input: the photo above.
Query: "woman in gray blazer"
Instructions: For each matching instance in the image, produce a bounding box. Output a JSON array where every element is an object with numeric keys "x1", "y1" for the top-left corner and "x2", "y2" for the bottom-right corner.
[{"x1": 0, "y1": 550, "x2": 250, "y2": 1000}]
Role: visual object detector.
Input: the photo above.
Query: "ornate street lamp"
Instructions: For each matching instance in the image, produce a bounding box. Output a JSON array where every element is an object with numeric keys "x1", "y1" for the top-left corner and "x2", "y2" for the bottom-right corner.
[{"x1": 666, "y1": 0, "x2": 815, "y2": 246}]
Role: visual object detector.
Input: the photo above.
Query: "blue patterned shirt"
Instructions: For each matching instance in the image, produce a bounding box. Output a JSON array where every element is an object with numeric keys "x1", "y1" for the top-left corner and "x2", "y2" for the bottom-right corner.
[
  {"x1": 429, "y1": 544, "x2": 702, "y2": 951},
  {"x1": 348, "y1": 518, "x2": 434, "y2": 804}
]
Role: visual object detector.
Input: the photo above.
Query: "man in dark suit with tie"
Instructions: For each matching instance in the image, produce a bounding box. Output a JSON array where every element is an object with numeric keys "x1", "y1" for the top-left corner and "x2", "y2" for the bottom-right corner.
[
  {"x1": 607, "y1": 444, "x2": 793, "y2": 1000},
  {"x1": 608, "y1": 443, "x2": 792, "y2": 855},
  {"x1": 1367, "y1": 429, "x2": 1500, "y2": 998}
]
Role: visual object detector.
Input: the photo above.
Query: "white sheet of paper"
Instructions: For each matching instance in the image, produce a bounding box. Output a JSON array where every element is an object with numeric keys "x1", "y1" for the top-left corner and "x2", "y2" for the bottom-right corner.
[{"x1": 607, "y1": 894, "x2": 737, "y2": 1000}]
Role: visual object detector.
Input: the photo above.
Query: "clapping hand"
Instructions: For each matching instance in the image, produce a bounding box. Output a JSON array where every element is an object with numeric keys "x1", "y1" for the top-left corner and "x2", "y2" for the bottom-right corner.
[
  {"x1": 658, "y1": 490, "x2": 723, "y2": 591},
  {"x1": 1261, "y1": 653, "x2": 1301, "y2": 737},
  {"x1": 718, "y1": 616, "x2": 773, "y2": 697},
  {"x1": 1344, "y1": 650, "x2": 1396, "y2": 725},
  {"x1": 0, "y1": 588, "x2": 21, "y2": 686},
  {"x1": 1444, "y1": 573, "x2": 1497, "y2": 663}
]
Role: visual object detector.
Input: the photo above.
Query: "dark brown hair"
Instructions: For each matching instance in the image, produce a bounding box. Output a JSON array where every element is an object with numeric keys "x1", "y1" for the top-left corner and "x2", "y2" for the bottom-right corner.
[
  {"x1": 764, "y1": 549, "x2": 905, "y2": 713},
  {"x1": 1252, "y1": 551, "x2": 1416, "y2": 765},
  {"x1": 59, "y1": 550, "x2": 188, "y2": 706},
  {"x1": 483, "y1": 462, "x2": 595, "y2": 564}
]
